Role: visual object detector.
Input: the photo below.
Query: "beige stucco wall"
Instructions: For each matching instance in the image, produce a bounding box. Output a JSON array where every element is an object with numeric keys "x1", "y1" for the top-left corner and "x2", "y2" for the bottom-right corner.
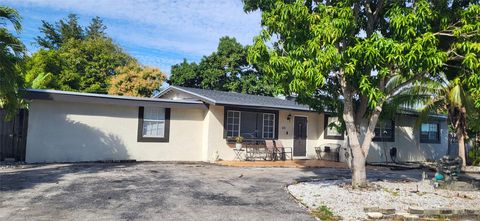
[
  {"x1": 201, "y1": 107, "x2": 328, "y2": 161},
  {"x1": 25, "y1": 98, "x2": 448, "y2": 163},
  {"x1": 366, "y1": 115, "x2": 448, "y2": 163},
  {"x1": 198, "y1": 106, "x2": 448, "y2": 162},
  {"x1": 26, "y1": 100, "x2": 206, "y2": 163}
]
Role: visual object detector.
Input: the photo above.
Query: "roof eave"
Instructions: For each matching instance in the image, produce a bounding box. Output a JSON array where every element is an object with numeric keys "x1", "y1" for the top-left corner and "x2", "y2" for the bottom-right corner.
[{"x1": 24, "y1": 89, "x2": 208, "y2": 109}]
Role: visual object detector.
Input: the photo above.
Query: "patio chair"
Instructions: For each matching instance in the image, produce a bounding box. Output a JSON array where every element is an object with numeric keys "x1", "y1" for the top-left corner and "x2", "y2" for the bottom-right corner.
[
  {"x1": 274, "y1": 140, "x2": 293, "y2": 160},
  {"x1": 265, "y1": 140, "x2": 278, "y2": 161}
]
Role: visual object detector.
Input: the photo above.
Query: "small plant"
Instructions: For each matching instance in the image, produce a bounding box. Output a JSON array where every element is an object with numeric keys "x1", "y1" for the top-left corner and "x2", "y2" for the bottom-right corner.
[
  {"x1": 235, "y1": 136, "x2": 244, "y2": 143},
  {"x1": 311, "y1": 205, "x2": 340, "y2": 221},
  {"x1": 468, "y1": 148, "x2": 480, "y2": 166},
  {"x1": 382, "y1": 187, "x2": 400, "y2": 197}
]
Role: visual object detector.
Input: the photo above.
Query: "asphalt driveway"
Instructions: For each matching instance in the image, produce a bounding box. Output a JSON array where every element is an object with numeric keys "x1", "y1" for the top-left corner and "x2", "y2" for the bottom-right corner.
[{"x1": 0, "y1": 162, "x2": 421, "y2": 221}]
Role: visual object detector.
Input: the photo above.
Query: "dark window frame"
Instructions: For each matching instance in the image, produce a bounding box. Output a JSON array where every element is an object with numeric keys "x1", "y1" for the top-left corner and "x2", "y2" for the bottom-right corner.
[
  {"x1": 137, "y1": 106, "x2": 170, "y2": 142},
  {"x1": 420, "y1": 122, "x2": 441, "y2": 144},
  {"x1": 372, "y1": 120, "x2": 395, "y2": 142},
  {"x1": 223, "y1": 106, "x2": 279, "y2": 141},
  {"x1": 324, "y1": 114, "x2": 344, "y2": 140}
]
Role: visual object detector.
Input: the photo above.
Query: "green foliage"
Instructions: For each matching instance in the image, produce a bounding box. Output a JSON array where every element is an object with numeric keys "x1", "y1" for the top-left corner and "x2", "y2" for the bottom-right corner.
[
  {"x1": 310, "y1": 205, "x2": 340, "y2": 221},
  {"x1": 468, "y1": 148, "x2": 480, "y2": 166},
  {"x1": 0, "y1": 6, "x2": 25, "y2": 118},
  {"x1": 24, "y1": 14, "x2": 136, "y2": 94},
  {"x1": 245, "y1": 0, "x2": 480, "y2": 185},
  {"x1": 246, "y1": 0, "x2": 479, "y2": 111},
  {"x1": 168, "y1": 36, "x2": 276, "y2": 95}
]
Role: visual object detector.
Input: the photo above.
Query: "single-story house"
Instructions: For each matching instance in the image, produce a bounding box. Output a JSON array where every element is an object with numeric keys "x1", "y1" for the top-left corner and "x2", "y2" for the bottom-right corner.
[{"x1": 0, "y1": 86, "x2": 448, "y2": 163}]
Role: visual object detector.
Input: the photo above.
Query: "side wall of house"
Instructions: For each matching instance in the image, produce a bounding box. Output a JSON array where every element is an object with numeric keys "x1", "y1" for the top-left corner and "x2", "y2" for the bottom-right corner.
[
  {"x1": 366, "y1": 114, "x2": 448, "y2": 163},
  {"x1": 26, "y1": 100, "x2": 205, "y2": 163}
]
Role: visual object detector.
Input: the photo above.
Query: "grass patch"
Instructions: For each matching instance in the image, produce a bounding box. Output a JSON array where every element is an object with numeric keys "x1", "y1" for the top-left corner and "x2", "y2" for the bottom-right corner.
[
  {"x1": 382, "y1": 187, "x2": 400, "y2": 197},
  {"x1": 311, "y1": 205, "x2": 341, "y2": 221}
]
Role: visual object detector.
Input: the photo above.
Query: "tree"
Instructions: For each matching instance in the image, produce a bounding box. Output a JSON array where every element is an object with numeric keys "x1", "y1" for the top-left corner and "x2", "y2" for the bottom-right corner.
[
  {"x1": 35, "y1": 14, "x2": 84, "y2": 49},
  {"x1": 26, "y1": 14, "x2": 136, "y2": 93},
  {"x1": 245, "y1": 0, "x2": 480, "y2": 187},
  {"x1": 392, "y1": 74, "x2": 476, "y2": 167},
  {"x1": 86, "y1": 16, "x2": 107, "y2": 39},
  {"x1": 108, "y1": 62, "x2": 166, "y2": 97},
  {"x1": 0, "y1": 6, "x2": 25, "y2": 118},
  {"x1": 169, "y1": 59, "x2": 200, "y2": 87},
  {"x1": 168, "y1": 36, "x2": 276, "y2": 95}
]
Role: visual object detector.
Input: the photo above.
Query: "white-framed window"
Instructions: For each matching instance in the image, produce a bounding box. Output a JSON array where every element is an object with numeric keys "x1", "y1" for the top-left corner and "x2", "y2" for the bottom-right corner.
[
  {"x1": 142, "y1": 107, "x2": 166, "y2": 138},
  {"x1": 420, "y1": 123, "x2": 440, "y2": 143},
  {"x1": 226, "y1": 110, "x2": 240, "y2": 138},
  {"x1": 262, "y1": 113, "x2": 275, "y2": 139},
  {"x1": 324, "y1": 115, "x2": 343, "y2": 139},
  {"x1": 373, "y1": 120, "x2": 395, "y2": 142},
  {"x1": 138, "y1": 107, "x2": 170, "y2": 142},
  {"x1": 225, "y1": 109, "x2": 277, "y2": 140}
]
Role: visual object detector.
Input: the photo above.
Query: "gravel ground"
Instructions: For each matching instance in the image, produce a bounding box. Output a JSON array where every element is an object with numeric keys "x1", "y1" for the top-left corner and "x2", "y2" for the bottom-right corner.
[{"x1": 288, "y1": 178, "x2": 480, "y2": 221}]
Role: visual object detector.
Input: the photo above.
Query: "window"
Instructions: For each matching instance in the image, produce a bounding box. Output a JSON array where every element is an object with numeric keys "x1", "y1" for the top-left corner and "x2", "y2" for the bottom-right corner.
[
  {"x1": 263, "y1": 113, "x2": 275, "y2": 139},
  {"x1": 420, "y1": 123, "x2": 440, "y2": 143},
  {"x1": 373, "y1": 120, "x2": 395, "y2": 142},
  {"x1": 224, "y1": 108, "x2": 278, "y2": 140},
  {"x1": 324, "y1": 115, "x2": 344, "y2": 140},
  {"x1": 226, "y1": 111, "x2": 240, "y2": 138},
  {"x1": 138, "y1": 107, "x2": 170, "y2": 142}
]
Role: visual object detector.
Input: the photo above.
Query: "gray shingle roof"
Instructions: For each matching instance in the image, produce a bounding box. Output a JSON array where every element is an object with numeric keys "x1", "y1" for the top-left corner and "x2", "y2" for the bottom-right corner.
[{"x1": 157, "y1": 86, "x2": 313, "y2": 111}]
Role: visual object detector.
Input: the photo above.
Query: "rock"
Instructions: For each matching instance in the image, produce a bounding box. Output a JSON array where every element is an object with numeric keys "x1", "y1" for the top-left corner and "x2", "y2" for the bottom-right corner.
[
  {"x1": 408, "y1": 207, "x2": 424, "y2": 215},
  {"x1": 380, "y1": 208, "x2": 395, "y2": 215},
  {"x1": 423, "y1": 209, "x2": 440, "y2": 216},
  {"x1": 452, "y1": 209, "x2": 465, "y2": 215},
  {"x1": 366, "y1": 212, "x2": 383, "y2": 219},
  {"x1": 439, "y1": 208, "x2": 453, "y2": 215},
  {"x1": 364, "y1": 207, "x2": 380, "y2": 212}
]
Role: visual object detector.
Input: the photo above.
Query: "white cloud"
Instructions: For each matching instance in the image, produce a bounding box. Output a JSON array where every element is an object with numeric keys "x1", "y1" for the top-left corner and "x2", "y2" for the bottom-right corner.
[{"x1": 3, "y1": 0, "x2": 262, "y2": 57}]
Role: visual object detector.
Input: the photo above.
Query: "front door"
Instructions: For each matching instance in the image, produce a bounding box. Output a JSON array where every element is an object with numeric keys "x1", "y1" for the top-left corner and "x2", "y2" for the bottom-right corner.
[
  {"x1": 293, "y1": 116, "x2": 307, "y2": 157},
  {"x1": 0, "y1": 109, "x2": 28, "y2": 161}
]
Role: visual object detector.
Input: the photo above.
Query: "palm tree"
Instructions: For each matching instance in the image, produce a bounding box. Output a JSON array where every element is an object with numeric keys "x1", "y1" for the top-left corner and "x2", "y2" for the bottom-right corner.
[
  {"x1": 391, "y1": 74, "x2": 473, "y2": 167},
  {"x1": 0, "y1": 6, "x2": 25, "y2": 118}
]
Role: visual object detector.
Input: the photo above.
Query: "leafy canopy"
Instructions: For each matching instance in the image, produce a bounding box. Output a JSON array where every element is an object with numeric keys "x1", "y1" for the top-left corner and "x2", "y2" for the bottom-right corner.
[
  {"x1": 0, "y1": 6, "x2": 25, "y2": 118},
  {"x1": 245, "y1": 0, "x2": 480, "y2": 186},
  {"x1": 24, "y1": 14, "x2": 164, "y2": 95},
  {"x1": 169, "y1": 36, "x2": 277, "y2": 95},
  {"x1": 108, "y1": 63, "x2": 166, "y2": 97}
]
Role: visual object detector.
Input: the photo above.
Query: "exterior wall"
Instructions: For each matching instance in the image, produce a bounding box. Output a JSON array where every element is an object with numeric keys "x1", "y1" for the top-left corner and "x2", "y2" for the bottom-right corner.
[
  {"x1": 366, "y1": 115, "x2": 448, "y2": 163},
  {"x1": 25, "y1": 99, "x2": 449, "y2": 163},
  {"x1": 198, "y1": 106, "x2": 448, "y2": 162},
  {"x1": 277, "y1": 110, "x2": 322, "y2": 159},
  {"x1": 201, "y1": 107, "x2": 324, "y2": 161},
  {"x1": 26, "y1": 100, "x2": 205, "y2": 163}
]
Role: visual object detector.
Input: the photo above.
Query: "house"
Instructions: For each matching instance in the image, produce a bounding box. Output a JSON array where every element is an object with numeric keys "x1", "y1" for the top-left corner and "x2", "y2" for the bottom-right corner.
[{"x1": 0, "y1": 86, "x2": 448, "y2": 163}]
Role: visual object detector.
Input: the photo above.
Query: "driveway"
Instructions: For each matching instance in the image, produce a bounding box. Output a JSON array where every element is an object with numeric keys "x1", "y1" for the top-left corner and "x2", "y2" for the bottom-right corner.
[{"x1": 0, "y1": 162, "x2": 420, "y2": 221}]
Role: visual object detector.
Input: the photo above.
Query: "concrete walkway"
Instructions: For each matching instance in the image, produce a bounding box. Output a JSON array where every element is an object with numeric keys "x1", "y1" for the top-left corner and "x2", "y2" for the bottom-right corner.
[{"x1": 0, "y1": 162, "x2": 422, "y2": 221}]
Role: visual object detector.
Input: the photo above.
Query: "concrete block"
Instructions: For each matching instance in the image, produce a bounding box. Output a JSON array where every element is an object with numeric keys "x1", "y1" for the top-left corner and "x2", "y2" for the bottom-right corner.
[
  {"x1": 380, "y1": 208, "x2": 396, "y2": 215},
  {"x1": 364, "y1": 207, "x2": 380, "y2": 212},
  {"x1": 408, "y1": 207, "x2": 424, "y2": 215},
  {"x1": 439, "y1": 208, "x2": 453, "y2": 215},
  {"x1": 366, "y1": 212, "x2": 383, "y2": 219}
]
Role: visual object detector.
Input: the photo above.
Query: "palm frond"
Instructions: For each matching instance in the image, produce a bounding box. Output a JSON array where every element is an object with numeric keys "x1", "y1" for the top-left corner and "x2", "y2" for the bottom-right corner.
[{"x1": 0, "y1": 6, "x2": 21, "y2": 32}]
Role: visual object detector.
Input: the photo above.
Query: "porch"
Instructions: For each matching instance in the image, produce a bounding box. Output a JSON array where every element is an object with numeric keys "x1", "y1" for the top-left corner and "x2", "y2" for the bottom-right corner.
[{"x1": 216, "y1": 159, "x2": 349, "y2": 168}]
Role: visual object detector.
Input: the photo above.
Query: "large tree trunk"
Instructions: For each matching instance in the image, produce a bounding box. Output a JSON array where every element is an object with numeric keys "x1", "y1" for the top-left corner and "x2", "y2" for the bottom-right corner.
[
  {"x1": 457, "y1": 126, "x2": 467, "y2": 167},
  {"x1": 340, "y1": 74, "x2": 367, "y2": 188}
]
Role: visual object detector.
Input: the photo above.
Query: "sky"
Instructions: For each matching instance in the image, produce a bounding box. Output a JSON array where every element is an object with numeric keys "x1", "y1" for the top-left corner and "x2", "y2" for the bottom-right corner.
[{"x1": 1, "y1": 0, "x2": 262, "y2": 75}]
